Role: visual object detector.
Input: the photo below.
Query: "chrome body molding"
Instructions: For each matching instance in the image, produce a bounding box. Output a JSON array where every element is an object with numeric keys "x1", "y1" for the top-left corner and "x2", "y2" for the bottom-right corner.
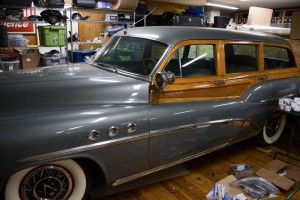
[
  {"x1": 17, "y1": 133, "x2": 150, "y2": 163},
  {"x1": 150, "y1": 118, "x2": 261, "y2": 137},
  {"x1": 108, "y1": 126, "x2": 119, "y2": 137},
  {"x1": 87, "y1": 130, "x2": 100, "y2": 141},
  {"x1": 112, "y1": 134, "x2": 254, "y2": 186},
  {"x1": 127, "y1": 123, "x2": 137, "y2": 134},
  {"x1": 17, "y1": 118, "x2": 260, "y2": 163}
]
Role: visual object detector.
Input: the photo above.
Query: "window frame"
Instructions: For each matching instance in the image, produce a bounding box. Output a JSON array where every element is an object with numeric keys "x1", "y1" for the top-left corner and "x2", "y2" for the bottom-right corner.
[
  {"x1": 163, "y1": 41, "x2": 218, "y2": 79},
  {"x1": 263, "y1": 44, "x2": 297, "y2": 70},
  {"x1": 224, "y1": 43, "x2": 260, "y2": 74}
]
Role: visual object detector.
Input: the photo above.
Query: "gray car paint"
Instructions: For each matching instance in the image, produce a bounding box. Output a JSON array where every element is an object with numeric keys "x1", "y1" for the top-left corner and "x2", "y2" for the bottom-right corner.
[{"x1": 116, "y1": 26, "x2": 290, "y2": 45}]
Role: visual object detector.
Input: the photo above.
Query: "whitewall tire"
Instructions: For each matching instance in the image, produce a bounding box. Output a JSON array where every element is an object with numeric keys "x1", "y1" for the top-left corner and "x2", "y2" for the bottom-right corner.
[
  {"x1": 259, "y1": 114, "x2": 287, "y2": 145},
  {"x1": 5, "y1": 159, "x2": 87, "y2": 200}
]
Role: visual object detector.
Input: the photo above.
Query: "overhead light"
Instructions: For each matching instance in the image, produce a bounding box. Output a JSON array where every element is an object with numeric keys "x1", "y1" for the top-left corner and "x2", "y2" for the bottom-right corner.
[{"x1": 207, "y1": 1, "x2": 239, "y2": 10}]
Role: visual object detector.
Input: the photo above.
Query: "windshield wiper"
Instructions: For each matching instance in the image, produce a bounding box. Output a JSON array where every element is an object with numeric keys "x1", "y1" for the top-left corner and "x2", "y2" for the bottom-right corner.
[{"x1": 91, "y1": 62, "x2": 118, "y2": 73}]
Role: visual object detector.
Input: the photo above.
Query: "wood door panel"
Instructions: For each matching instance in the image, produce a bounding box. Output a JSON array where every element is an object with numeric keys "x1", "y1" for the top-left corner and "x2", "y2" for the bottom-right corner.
[{"x1": 151, "y1": 85, "x2": 226, "y2": 104}]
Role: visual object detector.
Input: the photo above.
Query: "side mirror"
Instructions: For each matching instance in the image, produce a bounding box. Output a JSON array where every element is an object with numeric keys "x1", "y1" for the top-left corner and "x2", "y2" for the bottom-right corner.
[{"x1": 155, "y1": 71, "x2": 175, "y2": 91}]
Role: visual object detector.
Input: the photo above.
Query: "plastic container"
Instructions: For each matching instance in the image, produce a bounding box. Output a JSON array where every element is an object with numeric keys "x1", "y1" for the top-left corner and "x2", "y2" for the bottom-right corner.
[
  {"x1": 9, "y1": 35, "x2": 28, "y2": 49},
  {"x1": 38, "y1": 26, "x2": 66, "y2": 47},
  {"x1": 0, "y1": 60, "x2": 20, "y2": 71},
  {"x1": 69, "y1": 50, "x2": 97, "y2": 63},
  {"x1": 41, "y1": 54, "x2": 67, "y2": 66}
]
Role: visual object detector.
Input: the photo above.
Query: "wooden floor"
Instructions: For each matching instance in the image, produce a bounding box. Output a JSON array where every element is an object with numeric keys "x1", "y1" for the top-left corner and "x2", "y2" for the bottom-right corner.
[{"x1": 92, "y1": 126, "x2": 300, "y2": 200}]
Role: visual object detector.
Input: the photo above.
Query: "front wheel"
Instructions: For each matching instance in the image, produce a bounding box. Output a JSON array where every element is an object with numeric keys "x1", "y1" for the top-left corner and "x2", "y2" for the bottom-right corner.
[
  {"x1": 257, "y1": 114, "x2": 287, "y2": 146},
  {"x1": 5, "y1": 159, "x2": 88, "y2": 200}
]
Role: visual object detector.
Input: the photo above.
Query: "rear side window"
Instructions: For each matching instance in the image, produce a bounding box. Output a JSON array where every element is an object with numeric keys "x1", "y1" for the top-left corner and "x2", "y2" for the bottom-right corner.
[
  {"x1": 264, "y1": 46, "x2": 296, "y2": 69},
  {"x1": 225, "y1": 44, "x2": 258, "y2": 74}
]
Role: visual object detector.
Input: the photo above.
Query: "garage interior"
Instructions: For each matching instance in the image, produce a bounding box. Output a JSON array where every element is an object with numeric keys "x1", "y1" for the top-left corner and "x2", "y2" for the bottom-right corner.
[{"x1": 1, "y1": 0, "x2": 300, "y2": 200}]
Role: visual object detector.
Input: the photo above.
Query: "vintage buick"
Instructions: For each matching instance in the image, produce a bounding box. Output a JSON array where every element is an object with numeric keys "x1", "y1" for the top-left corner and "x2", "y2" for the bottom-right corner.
[{"x1": 1, "y1": 26, "x2": 300, "y2": 200}]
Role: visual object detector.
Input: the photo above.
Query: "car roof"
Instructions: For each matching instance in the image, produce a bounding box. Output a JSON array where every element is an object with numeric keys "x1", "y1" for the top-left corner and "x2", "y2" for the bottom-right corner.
[{"x1": 119, "y1": 26, "x2": 289, "y2": 45}]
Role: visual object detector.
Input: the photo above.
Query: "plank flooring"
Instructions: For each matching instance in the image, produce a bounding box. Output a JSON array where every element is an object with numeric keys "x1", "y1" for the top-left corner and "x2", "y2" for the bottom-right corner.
[{"x1": 92, "y1": 124, "x2": 300, "y2": 200}]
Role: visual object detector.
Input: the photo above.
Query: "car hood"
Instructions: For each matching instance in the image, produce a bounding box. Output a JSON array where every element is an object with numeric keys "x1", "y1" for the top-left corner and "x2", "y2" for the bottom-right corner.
[{"x1": 0, "y1": 63, "x2": 149, "y2": 118}]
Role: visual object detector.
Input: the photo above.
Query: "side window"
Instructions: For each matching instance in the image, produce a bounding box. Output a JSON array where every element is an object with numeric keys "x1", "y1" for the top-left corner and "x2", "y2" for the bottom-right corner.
[
  {"x1": 225, "y1": 44, "x2": 258, "y2": 74},
  {"x1": 164, "y1": 44, "x2": 216, "y2": 78},
  {"x1": 264, "y1": 46, "x2": 296, "y2": 69}
]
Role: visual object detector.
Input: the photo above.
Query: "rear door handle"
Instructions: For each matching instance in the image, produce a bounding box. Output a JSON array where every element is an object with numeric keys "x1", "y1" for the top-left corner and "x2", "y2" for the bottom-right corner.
[
  {"x1": 257, "y1": 75, "x2": 268, "y2": 80},
  {"x1": 213, "y1": 79, "x2": 226, "y2": 85}
]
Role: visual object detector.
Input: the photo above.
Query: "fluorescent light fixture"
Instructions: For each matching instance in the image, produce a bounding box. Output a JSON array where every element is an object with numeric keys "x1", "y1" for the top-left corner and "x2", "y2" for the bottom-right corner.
[
  {"x1": 182, "y1": 54, "x2": 207, "y2": 68},
  {"x1": 207, "y1": 1, "x2": 239, "y2": 10}
]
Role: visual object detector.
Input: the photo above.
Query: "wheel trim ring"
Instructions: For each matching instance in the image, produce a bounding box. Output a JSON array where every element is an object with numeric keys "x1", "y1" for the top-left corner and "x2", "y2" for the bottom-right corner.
[
  {"x1": 263, "y1": 115, "x2": 286, "y2": 144},
  {"x1": 266, "y1": 116, "x2": 282, "y2": 137},
  {"x1": 19, "y1": 164, "x2": 74, "y2": 200}
]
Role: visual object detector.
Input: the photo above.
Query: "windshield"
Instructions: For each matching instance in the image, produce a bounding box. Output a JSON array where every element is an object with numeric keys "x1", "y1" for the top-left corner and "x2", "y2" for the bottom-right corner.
[{"x1": 91, "y1": 36, "x2": 168, "y2": 76}]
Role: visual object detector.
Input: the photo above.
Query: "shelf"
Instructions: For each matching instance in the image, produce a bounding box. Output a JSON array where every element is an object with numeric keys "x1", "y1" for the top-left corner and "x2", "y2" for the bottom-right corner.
[
  {"x1": 0, "y1": 5, "x2": 31, "y2": 9},
  {"x1": 66, "y1": 7, "x2": 135, "y2": 14},
  {"x1": 68, "y1": 19, "x2": 132, "y2": 25},
  {"x1": 72, "y1": 42, "x2": 103, "y2": 45},
  {"x1": 0, "y1": 20, "x2": 52, "y2": 24}
]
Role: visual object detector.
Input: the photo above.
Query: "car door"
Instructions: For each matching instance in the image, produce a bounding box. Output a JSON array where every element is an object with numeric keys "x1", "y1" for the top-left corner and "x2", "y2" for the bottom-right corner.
[
  {"x1": 148, "y1": 40, "x2": 234, "y2": 166},
  {"x1": 222, "y1": 41, "x2": 270, "y2": 139},
  {"x1": 222, "y1": 41, "x2": 266, "y2": 100}
]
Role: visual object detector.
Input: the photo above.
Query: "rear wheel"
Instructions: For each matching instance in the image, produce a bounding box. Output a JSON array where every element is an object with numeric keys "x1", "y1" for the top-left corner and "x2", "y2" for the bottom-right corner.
[
  {"x1": 5, "y1": 159, "x2": 88, "y2": 200},
  {"x1": 258, "y1": 114, "x2": 287, "y2": 145}
]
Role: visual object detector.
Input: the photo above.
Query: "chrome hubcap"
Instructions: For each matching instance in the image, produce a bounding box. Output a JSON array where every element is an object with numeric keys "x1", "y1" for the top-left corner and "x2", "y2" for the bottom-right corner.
[{"x1": 20, "y1": 165, "x2": 73, "y2": 200}]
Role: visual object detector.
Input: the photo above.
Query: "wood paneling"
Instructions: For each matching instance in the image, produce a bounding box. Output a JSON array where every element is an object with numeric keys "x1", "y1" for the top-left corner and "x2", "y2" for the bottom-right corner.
[{"x1": 78, "y1": 12, "x2": 105, "y2": 50}]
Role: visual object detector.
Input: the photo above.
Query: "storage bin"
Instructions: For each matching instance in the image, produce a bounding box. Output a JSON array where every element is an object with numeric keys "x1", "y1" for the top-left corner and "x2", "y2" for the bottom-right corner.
[
  {"x1": 0, "y1": 60, "x2": 20, "y2": 71},
  {"x1": 69, "y1": 50, "x2": 97, "y2": 63},
  {"x1": 41, "y1": 54, "x2": 67, "y2": 66},
  {"x1": 38, "y1": 26, "x2": 66, "y2": 47}
]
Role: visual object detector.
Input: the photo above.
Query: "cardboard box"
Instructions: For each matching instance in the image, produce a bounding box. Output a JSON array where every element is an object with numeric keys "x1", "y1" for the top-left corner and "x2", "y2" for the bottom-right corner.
[
  {"x1": 207, "y1": 175, "x2": 279, "y2": 200},
  {"x1": 290, "y1": 11, "x2": 300, "y2": 40},
  {"x1": 247, "y1": 7, "x2": 273, "y2": 26},
  {"x1": 256, "y1": 159, "x2": 300, "y2": 191},
  {"x1": 229, "y1": 164, "x2": 253, "y2": 179},
  {"x1": 21, "y1": 49, "x2": 41, "y2": 69}
]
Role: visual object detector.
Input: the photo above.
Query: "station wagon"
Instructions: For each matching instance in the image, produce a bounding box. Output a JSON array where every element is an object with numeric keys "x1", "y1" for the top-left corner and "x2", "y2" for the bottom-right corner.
[{"x1": 1, "y1": 26, "x2": 300, "y2": 200}]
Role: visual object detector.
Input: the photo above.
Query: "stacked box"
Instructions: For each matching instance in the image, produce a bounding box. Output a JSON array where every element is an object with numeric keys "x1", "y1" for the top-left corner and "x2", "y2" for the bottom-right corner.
[
  {"x1": 41, "y1": 54, "x2": 67, "y2": 66},
  {"x1": 38, "y1": 26, "x2": 66, "y2": 47}
]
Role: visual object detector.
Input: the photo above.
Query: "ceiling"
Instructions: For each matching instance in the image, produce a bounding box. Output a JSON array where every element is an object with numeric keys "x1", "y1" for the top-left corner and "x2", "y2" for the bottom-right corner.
[
  {"x1": 150, "y1": 0, "x2": 300, "y2": 10},
  {"x1": 213, "y1": 0, "x2": 300, "y2": 10}
]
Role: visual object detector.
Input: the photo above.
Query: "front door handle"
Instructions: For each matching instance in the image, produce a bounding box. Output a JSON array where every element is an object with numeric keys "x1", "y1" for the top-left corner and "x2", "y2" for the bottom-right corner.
[
  {"x1": 257, "y1": 75, "x2": 268, "y2": 80},
  {"x1": 213, "y1": 79, "x2": 227, "y2": 85}
]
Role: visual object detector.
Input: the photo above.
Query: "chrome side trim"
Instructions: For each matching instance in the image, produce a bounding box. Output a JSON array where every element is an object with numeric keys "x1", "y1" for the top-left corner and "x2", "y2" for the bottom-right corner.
[
  {"x1": 17, "y1": 133, "x2": 149, "y2": 163},
  {"x1": 150, "y1": 118, "x2": 260, "y2": 137},
  {"x1": 18, "y1": 119, "x2": 261, "y2": 165},
  {"x1": 112, "y1": 134, "x2": 255, "y2": 186}
]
